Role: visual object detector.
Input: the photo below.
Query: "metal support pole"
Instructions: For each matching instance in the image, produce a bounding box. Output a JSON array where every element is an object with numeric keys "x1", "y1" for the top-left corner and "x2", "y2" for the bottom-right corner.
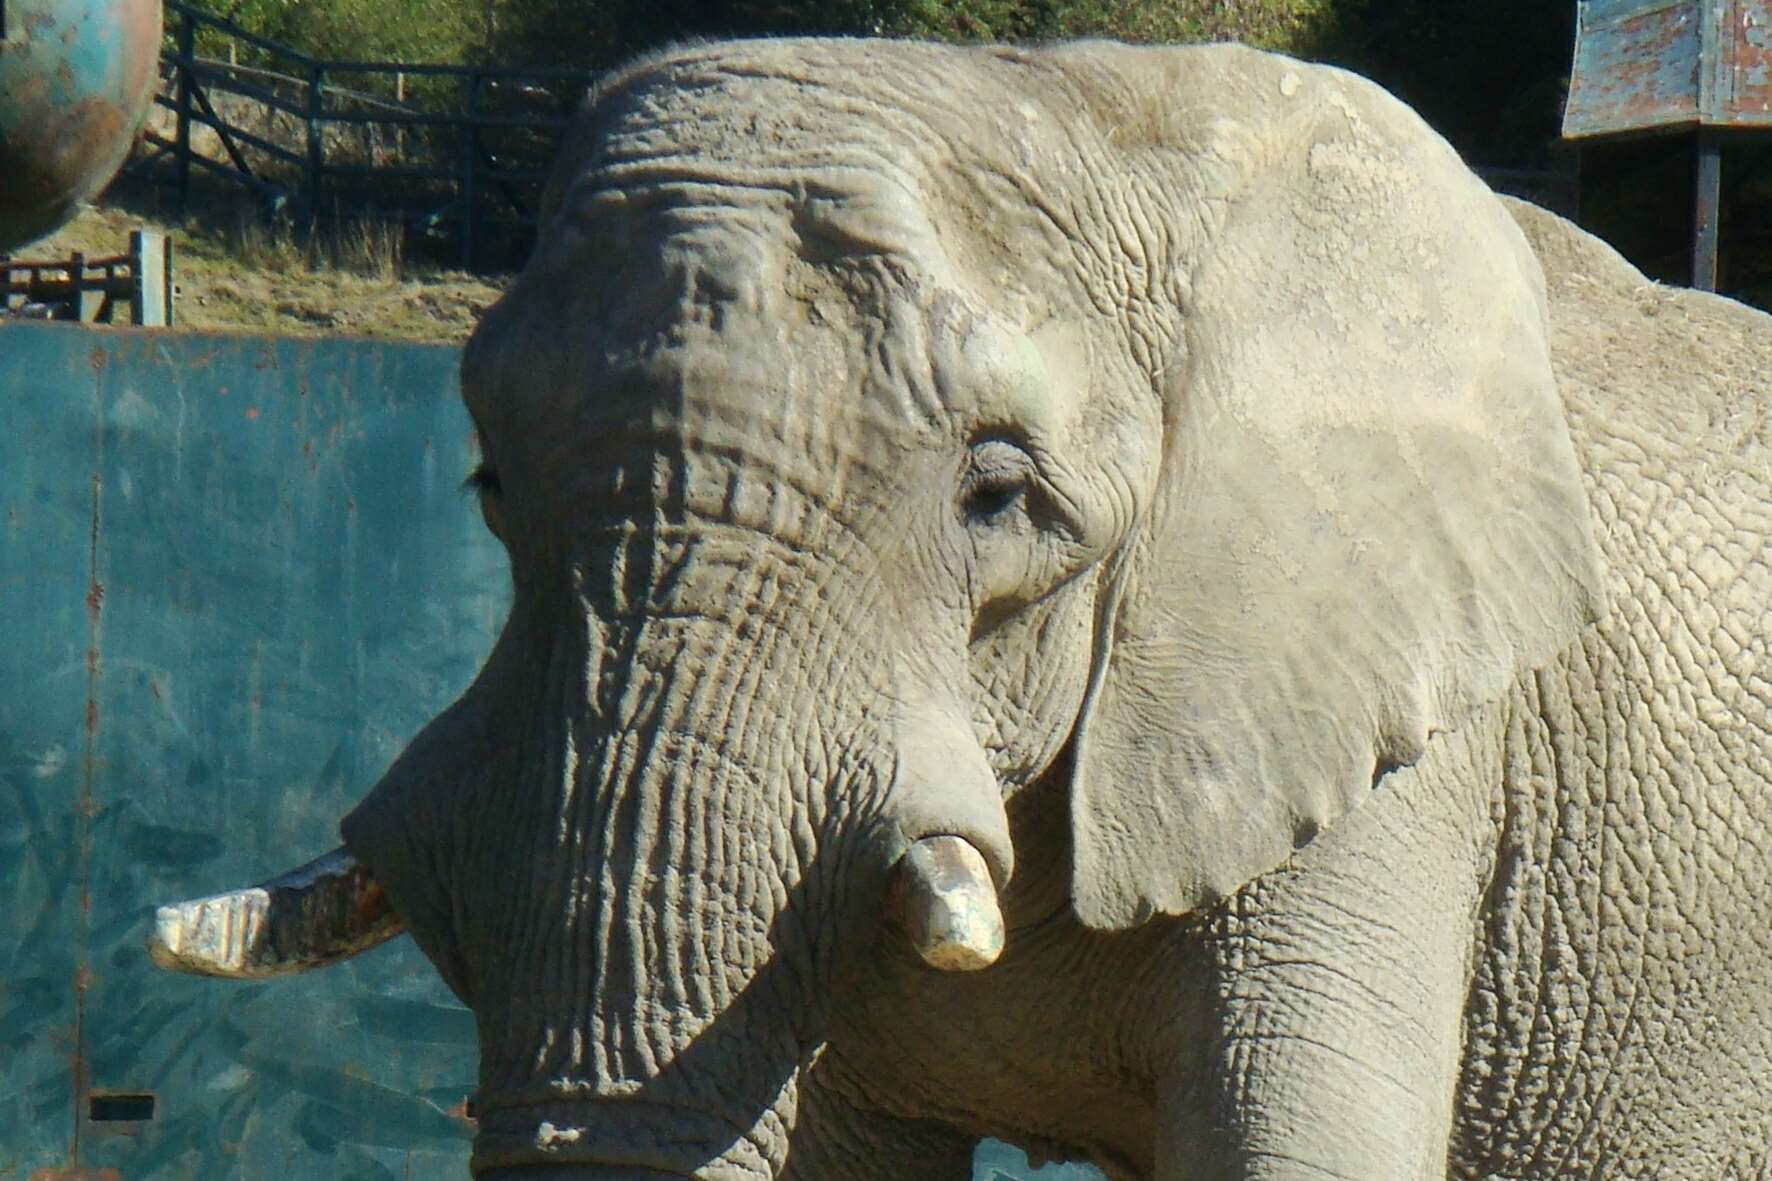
[
  {"x1": 1694, "y1": 129, "x2": 1721, "y2": 292},
  {"x1": 130, "y1": 230, "x2": 173, "y2": 327},
  {"x1": 175, "y1": 10, "x2": 195, "y2": 212}
]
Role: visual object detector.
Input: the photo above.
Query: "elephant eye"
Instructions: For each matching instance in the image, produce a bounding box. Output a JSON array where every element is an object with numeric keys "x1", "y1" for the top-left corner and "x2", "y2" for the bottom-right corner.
[
  {"x1": 964, "y1": 476, "x2": 1024, "y2": 522},
  {"x1": 464, "y1": 463, "x2": 503, "y2": 496},
  {"x1": 961, "y1": 439, "x2": 1033, "y2": 526}
]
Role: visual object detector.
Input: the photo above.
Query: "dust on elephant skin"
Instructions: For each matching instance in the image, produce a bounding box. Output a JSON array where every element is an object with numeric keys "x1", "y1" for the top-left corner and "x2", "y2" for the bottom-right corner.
[{"x1": 163, "y1": 37, "x2": 1772, "y2": 1181}]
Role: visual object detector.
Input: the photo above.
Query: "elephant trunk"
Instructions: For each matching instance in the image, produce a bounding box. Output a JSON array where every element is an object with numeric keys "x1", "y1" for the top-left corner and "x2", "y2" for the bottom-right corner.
[
  {"x1": 153, "y1": 495, "x2": 1012, "y2": 1177},
  {"x1": 446, "y1": 605, "x2": 839, "y2": 1177},
  {"x1": 424, "y1": 584, "x2": 1007, "y2": 1175}
]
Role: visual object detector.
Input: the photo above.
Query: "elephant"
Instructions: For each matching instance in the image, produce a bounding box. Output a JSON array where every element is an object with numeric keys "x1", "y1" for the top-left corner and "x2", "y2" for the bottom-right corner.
[{"x1": 149, "y1": 37, "x2": 1772, "y2": 1181}]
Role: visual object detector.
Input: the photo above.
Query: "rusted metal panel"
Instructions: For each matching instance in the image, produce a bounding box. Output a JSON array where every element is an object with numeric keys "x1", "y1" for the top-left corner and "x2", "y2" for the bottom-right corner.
[
  {"x1": 1565, "y1": 0, "x2": 1772, "y2": 138},
  {"x1": 1566, "y1": 0, "x2": 1704, "y2": 138},
  {"x1": 1, "y1": 321, "x2": 493, "y2": 1179}
]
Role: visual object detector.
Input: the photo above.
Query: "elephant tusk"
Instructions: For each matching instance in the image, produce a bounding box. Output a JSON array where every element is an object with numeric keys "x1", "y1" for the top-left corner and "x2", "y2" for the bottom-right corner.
[
  {"x1": 147, "y1": 847, "x2": 405, "y2": 978},
  {"x1": 892, "y1": 834, "x2": 1006, "y2": 971}
]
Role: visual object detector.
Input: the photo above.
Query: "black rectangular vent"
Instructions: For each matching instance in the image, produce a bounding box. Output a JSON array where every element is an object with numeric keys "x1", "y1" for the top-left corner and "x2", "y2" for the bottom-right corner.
[{"x1": 89, "y1": 1093, "x2": 157, "y2": 1122}]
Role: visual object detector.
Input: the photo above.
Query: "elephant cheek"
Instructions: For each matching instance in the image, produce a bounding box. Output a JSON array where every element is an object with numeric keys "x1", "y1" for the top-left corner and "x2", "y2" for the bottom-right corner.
[{"x1": 968, "y1": 575, "x2": 1101, "y2": 789}]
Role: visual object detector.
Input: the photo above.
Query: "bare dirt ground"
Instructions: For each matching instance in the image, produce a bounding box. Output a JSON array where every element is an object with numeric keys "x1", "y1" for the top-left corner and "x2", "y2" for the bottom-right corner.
[{"x1": 29, "y1": 199, "x2": 509, "y2": 342}]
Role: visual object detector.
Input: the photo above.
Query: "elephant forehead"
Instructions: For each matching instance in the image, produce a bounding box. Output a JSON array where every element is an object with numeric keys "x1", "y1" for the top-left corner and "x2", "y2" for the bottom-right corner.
[
  {"x1": 482, "y1": 192, "x2": 1067, "y2": 452},
  {"x1": 552, "y1": 38, "x2": 1108, "y2": 304},
  {"x1": 562, "y1": 45, "x2": 954, "y2": 260},
  {"x1": 582, "y1": 39, "x2": 988, "y2": 182},
  {"x1": 467, "y1": 256, "x2": 922, "y2": 528}
]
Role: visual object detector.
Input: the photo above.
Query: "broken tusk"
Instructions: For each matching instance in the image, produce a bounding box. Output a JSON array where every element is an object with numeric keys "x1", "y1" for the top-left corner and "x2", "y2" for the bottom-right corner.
[
  {"x1": 148, "y1": 847, "x2": 404, "y2": 978},
  {"x1": 892, "y1": 834, "x2": 1005, "y2": 971}
]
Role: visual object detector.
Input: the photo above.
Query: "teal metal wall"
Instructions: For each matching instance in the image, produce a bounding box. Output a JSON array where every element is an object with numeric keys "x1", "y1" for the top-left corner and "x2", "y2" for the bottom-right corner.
[
  {"x1": 0, "y1": 320, "x2": 1097, "y2": 1181},
  {"x1": 2, "y1": 322, "x2": 496, "y2": 1179}
]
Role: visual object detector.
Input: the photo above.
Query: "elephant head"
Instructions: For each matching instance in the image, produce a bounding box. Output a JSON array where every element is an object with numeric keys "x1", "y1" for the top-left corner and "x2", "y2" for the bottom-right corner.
[{"x1": 152, "y1": 40, "x2": 1604, "y2": 1178}]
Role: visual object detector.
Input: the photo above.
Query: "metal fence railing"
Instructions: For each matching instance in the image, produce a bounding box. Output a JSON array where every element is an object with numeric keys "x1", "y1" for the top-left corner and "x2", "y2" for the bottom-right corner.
[{"x1": 136, "y1": 0, "x2": 597, "y2": 270}]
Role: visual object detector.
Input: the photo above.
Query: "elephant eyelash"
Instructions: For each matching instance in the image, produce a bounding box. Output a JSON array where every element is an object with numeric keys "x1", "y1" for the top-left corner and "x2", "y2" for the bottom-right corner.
[
  {"x1": 963, "y1": 476, "x2": 1026, "y2": 523},
  {"x1": 463, "y1": 464, "x2": 503, "y2": 496}
]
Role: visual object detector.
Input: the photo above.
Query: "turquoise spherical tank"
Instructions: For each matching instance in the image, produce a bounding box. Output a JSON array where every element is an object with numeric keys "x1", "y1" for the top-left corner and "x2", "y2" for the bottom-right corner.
[{"x1": 0, "y1": 0, "x2": 162, "y2": 253}]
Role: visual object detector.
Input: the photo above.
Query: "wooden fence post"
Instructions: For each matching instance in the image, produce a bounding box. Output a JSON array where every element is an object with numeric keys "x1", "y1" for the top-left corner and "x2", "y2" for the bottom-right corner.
[
  {"x1": 175, "y1": 9, "x2": 195, "y2": 211},
  {"x1": 306, "y1": 63, "x2": 326, "y2": 230},
  {"x1": 461, "y1": 71, "x2": 480, "y2": 270},
  {"x1": 69, "y1": 254, "x2": 102, "y2": 322}
]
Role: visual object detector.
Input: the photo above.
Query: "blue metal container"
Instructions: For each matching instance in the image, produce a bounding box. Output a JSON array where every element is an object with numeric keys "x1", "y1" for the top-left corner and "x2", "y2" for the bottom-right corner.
[{"x1": 0, "y1": 0, "x2": 162, "y2": 252}]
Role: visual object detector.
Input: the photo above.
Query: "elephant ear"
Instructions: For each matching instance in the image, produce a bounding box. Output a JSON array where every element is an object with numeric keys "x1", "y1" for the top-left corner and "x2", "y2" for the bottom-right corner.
[{"x1": 1066, "y1": 51, "x2": 1607, "y2": 930}]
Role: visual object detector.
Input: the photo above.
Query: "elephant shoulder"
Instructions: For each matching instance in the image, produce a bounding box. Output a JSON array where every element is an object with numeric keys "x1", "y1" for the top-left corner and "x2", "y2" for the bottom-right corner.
[
  {"x1": 1503, "y1": 196, "x2": 1772, "y2": 688},
  {"x1": 1502, "y1": 195, "x2": 1772, "y2": 466}
]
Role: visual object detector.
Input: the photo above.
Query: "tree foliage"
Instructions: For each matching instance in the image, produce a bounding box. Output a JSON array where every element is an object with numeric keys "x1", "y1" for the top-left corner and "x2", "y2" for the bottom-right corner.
[
  {"x1": 482, "y1": 0, "x2": 1345, "y2": 69},
  {"x1": 1330, "y1": 0, "x2": 1577, "y2": 166},
  {"x1": 208, "y1": 0, "x2": 488, "y2": 64},
  {"x1": 197, "y1": 0, "x2": 1574, "y2": 168}
]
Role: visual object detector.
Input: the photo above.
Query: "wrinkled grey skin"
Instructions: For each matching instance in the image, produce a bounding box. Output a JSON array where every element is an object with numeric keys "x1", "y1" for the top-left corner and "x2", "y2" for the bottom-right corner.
[{"x1": 328, "y1": 39, "x2": 1772, "y2": 1181}]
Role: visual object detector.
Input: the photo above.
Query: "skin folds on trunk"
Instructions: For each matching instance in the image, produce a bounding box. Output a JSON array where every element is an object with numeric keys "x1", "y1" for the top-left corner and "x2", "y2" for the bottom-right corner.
[
  {"x1": 344, "y1": 492, "x2": 902, "y2": 1176},
  {"x1": 465, "y1": 687, "x2": 807, "y2": 1175},
  {"x1": 340, "y1": 87, "x2": 1027, "y2": 1174}
]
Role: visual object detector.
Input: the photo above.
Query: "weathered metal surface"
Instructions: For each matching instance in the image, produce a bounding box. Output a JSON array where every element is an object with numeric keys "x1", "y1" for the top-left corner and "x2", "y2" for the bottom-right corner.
[
  {"x1": 0, "y1": 320, "x2": 496, "y2": 1178},
  {"x1": 1735, "y1": 0, "x2": 1772, "y2": 118},
  {"x1": 1565, "y1": 0, "x2": 1704, "y2": 137},
  {"x1": 1564, "y1": 0, "x2": 1772, "y2": 138},
  {"x1": 0, "y1": 0, "x2": 163, "y2": 252},
  {"x1": 150, "y1": 847, "x2": 404, "y2": 978}
]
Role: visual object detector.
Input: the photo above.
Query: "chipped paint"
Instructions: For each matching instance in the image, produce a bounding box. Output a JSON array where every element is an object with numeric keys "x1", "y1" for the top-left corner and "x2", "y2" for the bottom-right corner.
[
  {"x1": 1565, "y1": 0, "x2": 1772, "y2": 136},
  {"x1": 1732, "y1": 0, "x2": 1772, "y2": 112}
]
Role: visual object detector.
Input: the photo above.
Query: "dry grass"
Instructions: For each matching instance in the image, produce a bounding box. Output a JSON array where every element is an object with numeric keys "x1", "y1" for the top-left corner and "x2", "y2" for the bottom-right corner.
[{"x1": 27, "y1": 201, "x2": 508, "y2": 342}]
